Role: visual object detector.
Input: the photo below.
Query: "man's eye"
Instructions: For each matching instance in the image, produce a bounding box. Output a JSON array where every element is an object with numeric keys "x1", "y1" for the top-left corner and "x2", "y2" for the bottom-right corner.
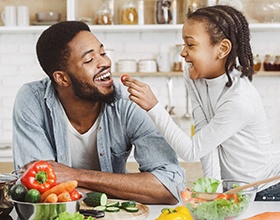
[
  {"x1": 84, "y1": 58, "x2": 93, "y2": 64},
  {"x1": 187, "y1": 43, "x2": 194, "y2": 47}
]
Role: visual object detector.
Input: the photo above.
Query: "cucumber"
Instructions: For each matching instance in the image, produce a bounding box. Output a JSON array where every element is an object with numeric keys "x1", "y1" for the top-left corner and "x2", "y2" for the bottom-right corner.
[
  {"x1": 125, "y1": 206, "x2": 139, "y2": 212},
  {"x1": 106, "y1": 201, "x2": 120, "y2": 207},
  {"x1": 106, "y1": 206, "x2": 120, "y2": 212},
  {"x1": 121, "y1": 201, "x2": 136, "y2": 209},
  {"x1": 93, "y1": 206, "x2": 107, "y2": 211},
  {"x1": 83, "y1": 192, "x2": 108, "y2": 207}
]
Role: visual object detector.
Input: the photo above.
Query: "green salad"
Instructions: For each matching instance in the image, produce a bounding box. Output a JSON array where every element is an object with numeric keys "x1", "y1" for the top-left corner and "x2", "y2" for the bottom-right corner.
[{"x1": 185, "y1": 177, "x2": 251, "y2": 220}]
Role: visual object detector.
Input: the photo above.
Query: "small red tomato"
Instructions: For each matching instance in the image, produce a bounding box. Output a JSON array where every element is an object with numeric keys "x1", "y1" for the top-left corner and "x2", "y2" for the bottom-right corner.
[
  {"x1": 121, "y1": 74, "x2": 130, "y2": 83},
  {"x1": 69, "y1": 189, "x2": 82, "y2": 201}
]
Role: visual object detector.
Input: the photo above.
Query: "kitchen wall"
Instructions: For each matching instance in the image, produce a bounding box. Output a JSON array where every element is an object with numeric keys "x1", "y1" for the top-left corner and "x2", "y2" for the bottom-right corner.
[{"x1": 1, "y1": 26, "x2": 280, "y2": 162}]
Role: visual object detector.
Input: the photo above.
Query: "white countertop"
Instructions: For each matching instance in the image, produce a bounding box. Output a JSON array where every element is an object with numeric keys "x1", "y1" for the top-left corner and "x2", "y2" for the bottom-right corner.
[
  {"x1": 147, "y1": 201, "x2": 280, "y2": 219},
  {"x1": 9, "y1": 201, "x2": 280, "y2": 219}
]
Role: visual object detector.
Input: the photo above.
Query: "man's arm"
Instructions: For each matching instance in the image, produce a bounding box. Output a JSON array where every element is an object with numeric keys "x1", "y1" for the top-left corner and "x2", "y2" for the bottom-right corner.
[{"x1": 46, "y1": 161, "x2": 178, "y2": 204}]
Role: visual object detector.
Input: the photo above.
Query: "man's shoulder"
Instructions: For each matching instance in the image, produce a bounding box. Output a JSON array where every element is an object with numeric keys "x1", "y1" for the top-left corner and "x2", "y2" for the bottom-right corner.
[{"x1": 20, "y1": 77, "x2": 51, "y2": 93}]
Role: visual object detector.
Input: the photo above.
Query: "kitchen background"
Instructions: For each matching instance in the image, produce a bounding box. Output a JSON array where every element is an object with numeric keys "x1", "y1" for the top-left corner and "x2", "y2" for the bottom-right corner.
[{"x1": 1, "y1": 0, "x2": 280, "y2": 178}]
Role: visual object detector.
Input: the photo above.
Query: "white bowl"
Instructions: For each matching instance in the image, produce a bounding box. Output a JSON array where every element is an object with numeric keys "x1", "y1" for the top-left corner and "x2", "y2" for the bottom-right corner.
[{"x1": 36, "y1": 12, "x2": 61, "y2": 22}]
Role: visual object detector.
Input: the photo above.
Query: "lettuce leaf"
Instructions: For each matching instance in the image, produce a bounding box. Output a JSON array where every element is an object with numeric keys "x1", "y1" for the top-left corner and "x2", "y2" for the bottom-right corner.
[{"x1": 192, "y1": 177, "x2": 220, "y2": 193}]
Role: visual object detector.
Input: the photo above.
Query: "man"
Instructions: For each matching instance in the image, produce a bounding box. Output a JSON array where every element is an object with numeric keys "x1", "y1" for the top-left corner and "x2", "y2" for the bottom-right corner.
[{"x1": 12, "y1": 21, "x2": 185, "y2": 204}]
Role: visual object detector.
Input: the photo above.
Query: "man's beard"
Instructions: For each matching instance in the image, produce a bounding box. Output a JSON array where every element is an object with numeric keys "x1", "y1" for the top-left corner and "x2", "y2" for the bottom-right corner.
[{"x1": 68, "y1": 72, "x2": 116, "y2": 104}]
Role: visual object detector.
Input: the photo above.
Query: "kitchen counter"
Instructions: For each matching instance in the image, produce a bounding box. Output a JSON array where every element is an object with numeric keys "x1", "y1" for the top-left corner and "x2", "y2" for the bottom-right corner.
[{"x1": 8, "y1": 201, "x2": 280, "y2": 219}]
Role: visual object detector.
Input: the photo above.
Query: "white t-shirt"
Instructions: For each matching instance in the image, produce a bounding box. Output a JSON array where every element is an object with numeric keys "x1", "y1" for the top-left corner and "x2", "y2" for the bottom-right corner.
[{"x1": 68, "y1": 116, "x2": 101, "y2": 171}]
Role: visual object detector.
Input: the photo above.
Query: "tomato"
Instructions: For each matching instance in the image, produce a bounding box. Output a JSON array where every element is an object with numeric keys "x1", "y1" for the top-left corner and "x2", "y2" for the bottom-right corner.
[
  {"x1": 69, "y1": 189, "x2": 82, "y2": 201},
  {"x1": 120, "y1": 74, "x2": 130, "y2": 83}
]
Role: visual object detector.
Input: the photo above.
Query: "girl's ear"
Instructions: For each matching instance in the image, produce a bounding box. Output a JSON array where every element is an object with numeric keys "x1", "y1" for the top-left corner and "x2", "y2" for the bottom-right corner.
[
  {"x1": 217, "y1": 39, "x2": 232, "y2": 59},
  {"x1": 53, "y1": 71, "x2": 70, "y2": 87}
]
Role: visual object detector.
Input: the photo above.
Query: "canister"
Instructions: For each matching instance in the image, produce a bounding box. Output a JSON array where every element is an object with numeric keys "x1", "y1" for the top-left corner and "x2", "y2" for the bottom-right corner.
[
  {"x1": 138, "y1": 59, "x2": 157, "y2": 72},
  {"x1": 117, "y1": 59, "x2": 137, "y2": 72}
]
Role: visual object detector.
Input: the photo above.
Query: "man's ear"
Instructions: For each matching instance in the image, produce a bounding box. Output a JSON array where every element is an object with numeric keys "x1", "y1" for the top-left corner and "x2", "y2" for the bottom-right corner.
[
  {"x1": 217, "y1": 39, "x2": 232, "y2": 59},
  {"x1": 53, "y1": 71, "x2": 70, "y2": 87}
]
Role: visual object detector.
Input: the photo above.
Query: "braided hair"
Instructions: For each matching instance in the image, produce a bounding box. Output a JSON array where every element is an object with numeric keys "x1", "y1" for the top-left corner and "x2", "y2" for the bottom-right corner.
[{"x1": 186, "y1": 5, "x2": 254, "y2": 87}]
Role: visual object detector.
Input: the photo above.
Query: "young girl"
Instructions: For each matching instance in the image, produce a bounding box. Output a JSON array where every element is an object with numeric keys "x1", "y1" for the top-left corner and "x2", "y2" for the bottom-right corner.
[{"x1": 123, "y1": 5, "x2": 280, "y2": 201}]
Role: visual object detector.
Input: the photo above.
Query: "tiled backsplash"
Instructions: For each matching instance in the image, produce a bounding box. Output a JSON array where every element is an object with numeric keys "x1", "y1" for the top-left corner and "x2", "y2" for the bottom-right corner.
[{"x1": 1, "y1": 29, "x2": 280, "y2": 153}]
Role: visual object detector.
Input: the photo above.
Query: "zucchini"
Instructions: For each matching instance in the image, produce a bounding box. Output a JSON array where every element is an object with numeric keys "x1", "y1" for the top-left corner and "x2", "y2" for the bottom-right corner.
[
  {"x1": 93, "y1": 206, "x2": 106, "y2": 211},
  {"x1": 106, "y1": 201, "x2": 120, "y2": 207},
  {"x1": 125, "y1": 206, "x2": 139, "y2": 212},
  {"x1": 121, "y1": 201, "x2": 136, "y2": 209},
  {"x1": 83, "y1": 192, "x2": 108, "y2": 207},
  {"x1": 106, "y1": 207, "x2": 120, "y2": 212}
]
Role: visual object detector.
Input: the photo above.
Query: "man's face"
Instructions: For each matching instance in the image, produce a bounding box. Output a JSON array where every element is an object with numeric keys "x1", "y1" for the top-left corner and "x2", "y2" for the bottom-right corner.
[{"x1": 66, "y1": 31, "x2": 115, "y2": 103}]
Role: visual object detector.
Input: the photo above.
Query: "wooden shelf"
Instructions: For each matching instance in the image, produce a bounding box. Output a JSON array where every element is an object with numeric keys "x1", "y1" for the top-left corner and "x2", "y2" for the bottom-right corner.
[
  {"x1": 112, "y1": 71, "x2": 280, "y2": 77},
  {"x1": 113, "y1": 71, "x2": 183, "y2": 77}
]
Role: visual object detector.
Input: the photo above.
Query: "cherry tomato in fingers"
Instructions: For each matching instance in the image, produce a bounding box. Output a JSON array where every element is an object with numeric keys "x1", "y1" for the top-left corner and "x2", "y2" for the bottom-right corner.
[
  {"x1": 121, "y1": 74, "x2": 130, "y2": 83},
  {"x1": 69, "y1": 189, "x2": 82, "y2": 201}
]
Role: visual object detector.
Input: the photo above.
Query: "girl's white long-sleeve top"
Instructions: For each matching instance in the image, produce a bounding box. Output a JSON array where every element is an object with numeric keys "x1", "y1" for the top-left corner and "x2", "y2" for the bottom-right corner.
[{"x1": 148, "y1": 69, "x2": 280, "y2": 191}]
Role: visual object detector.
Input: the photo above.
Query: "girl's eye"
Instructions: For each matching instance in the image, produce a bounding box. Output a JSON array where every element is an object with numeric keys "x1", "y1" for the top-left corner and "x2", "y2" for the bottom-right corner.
[
  {"x1": 187, "y1": 43, "x2": 194, "y2": 47},
  {"x1": 101, "y1": 52, "x2": 106, "y2": 56},
  {"x1": 84, "y1": 58, "x2": 93, "y2": 64}
]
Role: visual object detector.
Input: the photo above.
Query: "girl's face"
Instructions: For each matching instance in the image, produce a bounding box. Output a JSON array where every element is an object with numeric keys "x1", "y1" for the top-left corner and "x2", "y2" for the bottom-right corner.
[{"x1": 181, "y1": 19, "x2": 226, "y2": 80}]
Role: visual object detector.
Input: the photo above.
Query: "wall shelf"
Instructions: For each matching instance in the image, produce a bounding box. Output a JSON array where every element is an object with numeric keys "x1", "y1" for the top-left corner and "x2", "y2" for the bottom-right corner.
[
  {"x1": 112, "y1": 71, "x2": 280, "y2": 77},
  {"x1": 1, "y1": 23, "x2": 280, "y2": 34}
]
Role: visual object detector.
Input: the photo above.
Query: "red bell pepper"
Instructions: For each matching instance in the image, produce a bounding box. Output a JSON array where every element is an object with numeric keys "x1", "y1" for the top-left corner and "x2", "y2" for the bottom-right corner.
[{"x1": 21, "y1": 160, "x2": 56, "y2": 194}]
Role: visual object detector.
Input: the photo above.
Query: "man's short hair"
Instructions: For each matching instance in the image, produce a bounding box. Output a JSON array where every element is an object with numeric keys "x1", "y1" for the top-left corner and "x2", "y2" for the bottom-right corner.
[{"x1": 36, "y1": 21, "x2": 90, "y2": 80}]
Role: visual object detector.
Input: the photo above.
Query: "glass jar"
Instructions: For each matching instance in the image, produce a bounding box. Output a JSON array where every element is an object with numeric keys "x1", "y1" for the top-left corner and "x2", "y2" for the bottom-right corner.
[
  {"x1": 274, "y1": 55, "x2": 280, "y2": 71},
  {"x1": 184, "y1": 0, "x2": 207, "y2": 17},
  {"x1": 120, "y1": 0, "x2": 138, "y2": 25},
  {"x1": 253, "y1": 54, "x2": 261, "y2": 72},
  {"x1": 95, "y1": 0, "x2": 113, "y2": 25},
  {"x1": 155, "y1": 0, "x2": 172, "y2": 24},
  {"x1": 263, "y1": 54, "x2": 274, "y2": 71},
  {"x1": 172, "y1": 44, "x2": 184, "y2": 72}
]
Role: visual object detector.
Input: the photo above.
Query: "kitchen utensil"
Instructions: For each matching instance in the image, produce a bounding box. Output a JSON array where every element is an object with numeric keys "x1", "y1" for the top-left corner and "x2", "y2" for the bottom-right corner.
[
  {"x1": 183, "y1": 80, "x2": 191, "y2": 119},
  {"x1": 167, "y1": 77, "x2": 175, "y2": 115},
  {"x1": 225, "y1": 175, "x2": 280, "y2": 194},
  {"x1": 0, "y1": 173, "x2": 18, "y2": 218}
]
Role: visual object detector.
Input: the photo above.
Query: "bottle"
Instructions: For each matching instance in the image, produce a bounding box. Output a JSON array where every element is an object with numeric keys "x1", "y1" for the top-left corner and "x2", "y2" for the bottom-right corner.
[
  {"x1": 120, "y1": 0, "x2": 138, "y2": 24},
  {"x1": 108, "y1": 0, "x2": 115, "y2": 24},
  {"x1": 263, "y1": 54, "x2": 274, "y2": 71},
  {"x1": 138, "y1": 0, "x2": 144, "y2": 25},
  {"x1": 171, "y1": 0, "x2": 177, "y2": 24},
  {"x1": 172, "y1": 44, "x2": 184, "y2": 72},
  {"x1": 253, "y1": 54, "x2": 261, "y2": 72},
  {"x1": 274, "y1": 55, "x2": 280, "y2": 71},
  {"x1": 155, "y1": 0, "x2": 172, "y2": 24},
  {"x1": 95, "y1": 0, "x2": 113, "y2": 25}
]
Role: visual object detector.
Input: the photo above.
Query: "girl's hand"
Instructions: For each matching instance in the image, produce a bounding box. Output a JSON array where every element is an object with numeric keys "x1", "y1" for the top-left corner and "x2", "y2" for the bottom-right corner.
[{"x1": 121, "y1": 75, "x2": 158, "y2": 111}]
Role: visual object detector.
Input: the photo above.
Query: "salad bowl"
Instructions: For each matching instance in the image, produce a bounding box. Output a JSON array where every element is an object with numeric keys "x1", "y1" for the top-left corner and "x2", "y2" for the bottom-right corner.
[{"x1": 178, "y1": 178, "x2": 257, "y2": 220}]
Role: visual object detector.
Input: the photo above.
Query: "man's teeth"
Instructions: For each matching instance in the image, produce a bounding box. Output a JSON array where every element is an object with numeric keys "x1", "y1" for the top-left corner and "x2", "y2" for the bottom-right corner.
[{"x1": 96, "y1": 72, "x2": 110, "y2": 80}]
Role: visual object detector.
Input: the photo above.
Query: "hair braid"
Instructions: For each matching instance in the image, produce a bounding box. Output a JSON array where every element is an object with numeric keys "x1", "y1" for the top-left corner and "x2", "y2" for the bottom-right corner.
[{"x1": 187, "y1": 5, "x2": 255, "y2": 87}]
